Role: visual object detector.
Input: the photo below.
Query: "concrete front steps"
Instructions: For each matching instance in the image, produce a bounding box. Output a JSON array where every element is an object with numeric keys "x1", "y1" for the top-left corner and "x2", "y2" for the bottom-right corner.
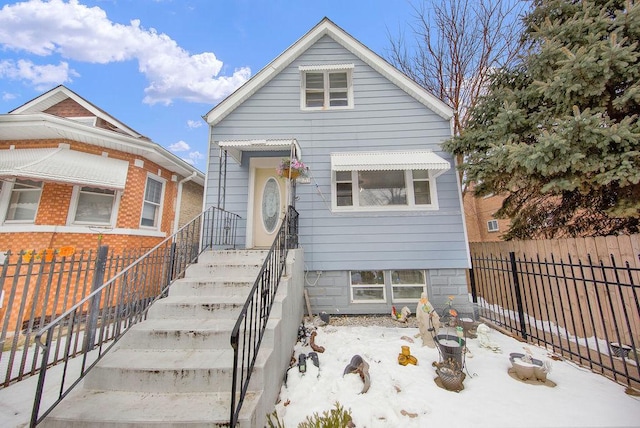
[{"x1": 41, "y1": 249, "x2": 296, "y2": 428}]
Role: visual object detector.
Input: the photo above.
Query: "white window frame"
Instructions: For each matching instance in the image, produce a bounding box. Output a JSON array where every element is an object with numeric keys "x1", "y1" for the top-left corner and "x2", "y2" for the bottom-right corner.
[
  {"x1": 487, "y1": 219, "x2": 499, "y2": 232},
  {"x1": 299, "y1": 64, "x2": 354, "y2": 110},
  {"x1": 349, "y1": 270, "x2": 386, "y2": 303},
  {"x1": 67, "y1": 185, "x2": 121, "y2": 227},
  {"x1": 331, "y1": 169, "x2": 439, "y2": 212},
  {"x1": 0, "y1": 178, "x2": 43, "y2": 224},
  {"x1": 391, "y1": 270, "x2": 427, "y2": 303},
  {"x1": 140, "y1": 174, "x2": 165, "y2": 229}
]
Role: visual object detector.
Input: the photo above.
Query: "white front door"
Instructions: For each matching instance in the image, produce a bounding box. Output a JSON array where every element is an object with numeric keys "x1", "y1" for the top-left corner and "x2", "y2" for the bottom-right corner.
[{"x1": 251, "y1": 165, "x2": 286, "y2": 248}]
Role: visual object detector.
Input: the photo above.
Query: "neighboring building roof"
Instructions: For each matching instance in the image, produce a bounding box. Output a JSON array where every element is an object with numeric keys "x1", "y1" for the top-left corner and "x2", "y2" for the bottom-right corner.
[
  {"x1": 0, "y1": 146, "x2": 129, "y2": 190},
  {"x1": 203, "y1": 17, "x2": 453, "y2": 127},
  {"x1": 1, "y1": 85, "x2": 205, "y2": 186}
]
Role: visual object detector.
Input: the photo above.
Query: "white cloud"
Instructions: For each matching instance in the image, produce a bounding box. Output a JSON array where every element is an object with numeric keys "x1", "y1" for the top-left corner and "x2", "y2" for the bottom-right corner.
[
  {"x1": 187, "y1": 119, "x2": 203, "y2": 129},
  {"x1": 188, "y1": 151, "x2": 204, "y2": 163},
  {"x1": 0, "y1": 59, "x2": 78, "y2": 90},
  {"x1": 168, "y1": 140, "x2": 190, "y2": 152},
  {"x1": 2, "y1": 91, "x2": 18, "y2": 101},
  {"x1": 0, "y1": 0, "x2": 250, "y2": 104},
  {"x1": 181, "y1": 151, "x2": 204, "y2": 166}
]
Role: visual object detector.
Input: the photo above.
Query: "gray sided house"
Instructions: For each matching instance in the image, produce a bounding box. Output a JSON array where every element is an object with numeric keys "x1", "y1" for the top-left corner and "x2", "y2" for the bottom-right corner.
[{"x1": 204, "y1": 18, "x2": 470, "y2": 315}]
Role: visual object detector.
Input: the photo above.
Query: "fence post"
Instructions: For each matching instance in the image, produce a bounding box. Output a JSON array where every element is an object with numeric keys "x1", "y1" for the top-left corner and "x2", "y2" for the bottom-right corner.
[
  {"x1": 469, "y1": 266, "x2": 477, "y2": 304},
  {"x1": 85, "y1": 245, "x2": 109, "y2": 352},
  {"x1": 509, "y1": 251, "x2": 528, "y2": 340}
]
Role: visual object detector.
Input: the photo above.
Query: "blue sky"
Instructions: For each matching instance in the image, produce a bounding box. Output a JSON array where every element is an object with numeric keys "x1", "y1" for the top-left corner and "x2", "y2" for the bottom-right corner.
[{"x1": 0, "y1": 0, "x2": 418, "y2": 171}]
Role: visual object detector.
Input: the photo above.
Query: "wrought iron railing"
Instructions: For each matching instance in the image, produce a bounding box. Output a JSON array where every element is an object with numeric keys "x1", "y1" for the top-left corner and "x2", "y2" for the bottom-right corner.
[
  {"x1": 229, "y1": 205, "x2": 298, "y2": 427},
  {"x1": 29, "y1": 206, "x2": 241, "y2": 426},
  {"x1": 470, "y1": 251, "x2": 640, "y2": 388}
]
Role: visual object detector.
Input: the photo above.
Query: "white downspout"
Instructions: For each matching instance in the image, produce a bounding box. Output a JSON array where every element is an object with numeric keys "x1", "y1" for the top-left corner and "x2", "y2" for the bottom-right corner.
[{"x1": 174, "y1": 171, "x2": 198, "y2": 234}]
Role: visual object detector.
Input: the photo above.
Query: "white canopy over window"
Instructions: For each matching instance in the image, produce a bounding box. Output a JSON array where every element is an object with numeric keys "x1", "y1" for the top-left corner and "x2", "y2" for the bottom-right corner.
[
  {"x1": 330, "y1": 150, "x2": 450, "y2": 177},
  {"x1": 0, "y1": 147, "x2": 129, "y2": 190}
]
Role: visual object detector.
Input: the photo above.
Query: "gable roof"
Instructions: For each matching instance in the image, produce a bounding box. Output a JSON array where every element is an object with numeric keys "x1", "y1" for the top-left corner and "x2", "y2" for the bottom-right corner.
[
  {"x1": 1, "y1": 86, "x2": 204, "y2": 186},
  {"x1": 10, "y1": 85, "x2": 145, "y2": 139},
  {"x1": 204, "y1": 17, "x2": 453, "y2": 127}
]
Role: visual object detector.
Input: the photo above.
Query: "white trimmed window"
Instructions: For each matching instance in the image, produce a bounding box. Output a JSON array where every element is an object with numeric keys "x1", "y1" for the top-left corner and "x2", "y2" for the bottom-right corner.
[
  {"x1": 69, "y1": 186, "x2": 119, "y2": 226},
  {"x1": 331, "y1": 151, "x2": 449, "y2": 212},
  {"x1": 487, "y1": 219, "x2": 499, "y2": 232},
  {"x1": 350, "y1": 270, "x2": 385, "y2": 303},
  {"x1": 391, "y1": 270, "x2": 426, "y2": 302},
  {"x1": 2, "y1": 179, "x2": 43, "y2": 223},
  {"x1": 333, "y1": 170, "x2": 436, "y2": 211},
  {"x1": 300, "y1": 65, "x2": 354, "y2": 110},
  {"x1": 140, "y1": 175, "x2": 165, "y2": 228}
]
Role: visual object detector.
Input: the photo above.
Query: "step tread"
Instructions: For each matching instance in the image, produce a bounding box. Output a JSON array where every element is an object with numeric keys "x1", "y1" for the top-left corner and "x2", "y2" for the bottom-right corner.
[
  {"x1": 45, "y1": 389, "x2": 260, "y2": 424},
  {"x1": 173, "y1": 277, "x2": 256, "y2": 284},
  {"x1": 101, "y1": 348, "x2": 235, "y2": 370},
  {"x1": 155, "y1": 295, "x2": 248, "y2": 304},
  {"x1": 128, "y1": 318, "x2": 238, "y2": 332}
]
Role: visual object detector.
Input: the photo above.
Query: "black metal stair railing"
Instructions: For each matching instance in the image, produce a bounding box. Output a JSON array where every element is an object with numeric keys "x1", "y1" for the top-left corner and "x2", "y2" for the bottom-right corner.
[
  {"x1": 29, "y1": 206, "x2": 241, "y2": 427},
  {"x1": 229, "y1": 205, "x2": 298, "y2": 427}
]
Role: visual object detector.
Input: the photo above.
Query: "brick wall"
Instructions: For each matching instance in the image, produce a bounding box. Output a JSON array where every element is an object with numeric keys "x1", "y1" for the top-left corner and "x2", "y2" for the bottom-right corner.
[
  {"x1": 0, "y1": 139, "x2": 186, "y2": 254},
  {"x1": 463, "y1": 189, "x2": 510, "y2": 242},
  {"x1": 178, "y1": 180, "x2": 204, "y2": 228},
  {"x1": 44, "y1": 98, "x2": 92, "y2": 117}
]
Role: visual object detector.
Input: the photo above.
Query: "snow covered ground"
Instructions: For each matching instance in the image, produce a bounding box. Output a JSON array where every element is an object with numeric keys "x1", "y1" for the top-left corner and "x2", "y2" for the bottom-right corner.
[
  {"x1": 0, "y1": 322, "x2": 638, "y2": 427},
  {"x1": 274, "y1": 322, "x2": 640, "y2": 428}
]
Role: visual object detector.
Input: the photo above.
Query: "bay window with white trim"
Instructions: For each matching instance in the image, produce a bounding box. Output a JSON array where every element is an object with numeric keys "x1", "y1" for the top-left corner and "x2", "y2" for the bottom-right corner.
[{"x1": 140, "y1": 175, "x2": 165, "y2": 229}]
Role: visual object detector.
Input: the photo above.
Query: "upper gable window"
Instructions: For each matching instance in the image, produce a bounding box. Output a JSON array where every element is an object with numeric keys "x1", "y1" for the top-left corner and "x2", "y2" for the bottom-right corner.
[{"x1": 299, "y1": 64, "x2": 354, "y2": 110}]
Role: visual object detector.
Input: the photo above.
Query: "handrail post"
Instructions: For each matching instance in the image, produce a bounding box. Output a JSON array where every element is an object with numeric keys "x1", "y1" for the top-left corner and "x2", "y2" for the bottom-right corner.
[
  {"x1": 84, "y1": 245, "x2": 109, "y2": 353},
  {"x1": 30, "y1": 325, "x2": 53, "y2": 427}
]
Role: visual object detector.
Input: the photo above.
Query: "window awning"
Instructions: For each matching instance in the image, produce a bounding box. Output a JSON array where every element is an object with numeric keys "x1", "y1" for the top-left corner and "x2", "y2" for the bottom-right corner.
[
  {"x1": 218, "y1": 139, "x2": 301, "y2": 163},
  {"x1": 0, "y1": 147, "x2": 129, "y2": 190},
  {"x1": 331, "y1": 150, "x2": 451, "y2": 177}
]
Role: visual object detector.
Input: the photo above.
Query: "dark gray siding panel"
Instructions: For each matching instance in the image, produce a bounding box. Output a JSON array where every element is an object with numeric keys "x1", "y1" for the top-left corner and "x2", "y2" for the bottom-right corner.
[{"x1": 206, "y1": 35, "x2": 469, "y2": 270}]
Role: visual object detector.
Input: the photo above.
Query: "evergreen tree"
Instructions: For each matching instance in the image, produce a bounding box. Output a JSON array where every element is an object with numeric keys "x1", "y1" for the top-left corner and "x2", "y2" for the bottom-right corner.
[{"x1": 444, "y1": 0, "x2": 640, "y2": 239}]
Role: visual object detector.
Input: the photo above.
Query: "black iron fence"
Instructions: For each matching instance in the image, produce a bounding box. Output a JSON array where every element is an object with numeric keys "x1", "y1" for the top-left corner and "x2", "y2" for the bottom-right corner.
[
  {"x1": 230, "y1": 205, "x2": 298, "y2": 427},
  {"x1": 470, "y1": 251, "x2": 640, "y2": 388},
  {"x1": 0, "y1": 247, "x2": 151, "y2": 387},
  {"x1": 27, "y1": 206, "x2": 240, "y2": 426}
]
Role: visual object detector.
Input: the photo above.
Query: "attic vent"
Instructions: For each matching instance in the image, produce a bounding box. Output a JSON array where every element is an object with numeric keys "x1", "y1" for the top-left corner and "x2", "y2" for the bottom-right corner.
[{"x1": 68, "y1": 116, "x2": 97, "y2": 126}]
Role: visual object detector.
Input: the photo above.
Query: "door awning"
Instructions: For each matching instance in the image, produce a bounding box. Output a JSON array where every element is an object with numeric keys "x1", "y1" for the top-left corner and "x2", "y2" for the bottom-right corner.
[
  {"x1": 331, "y1": 150, "x2": 451, "y2": 177},
  {"x1": 218, "y1": 139, "x2": 301, "y2": 163},
  {"x1": 0, "y1": 147, "x2": 129, "y2": 190}
]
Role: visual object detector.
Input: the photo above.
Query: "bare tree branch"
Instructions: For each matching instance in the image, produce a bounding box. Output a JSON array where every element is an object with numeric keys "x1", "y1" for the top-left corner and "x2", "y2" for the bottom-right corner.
[{"x1": 387, "y1": 0, "x2": 530, "y2": 136}]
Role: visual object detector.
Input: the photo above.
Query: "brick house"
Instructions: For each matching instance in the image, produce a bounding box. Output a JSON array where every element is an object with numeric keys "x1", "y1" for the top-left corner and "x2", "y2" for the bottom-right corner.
[
  {"x1": 463, "y1": 182, "x2": 510, "y2": 242},
  {"x1": 0, "y1": 85, "x2": 205, "y2": 257}
]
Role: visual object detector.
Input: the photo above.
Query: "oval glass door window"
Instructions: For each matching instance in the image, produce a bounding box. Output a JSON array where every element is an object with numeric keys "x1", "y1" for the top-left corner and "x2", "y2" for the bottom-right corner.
[{"x1": 262, "y1": 177, "x2": 280, "y2": 233}]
